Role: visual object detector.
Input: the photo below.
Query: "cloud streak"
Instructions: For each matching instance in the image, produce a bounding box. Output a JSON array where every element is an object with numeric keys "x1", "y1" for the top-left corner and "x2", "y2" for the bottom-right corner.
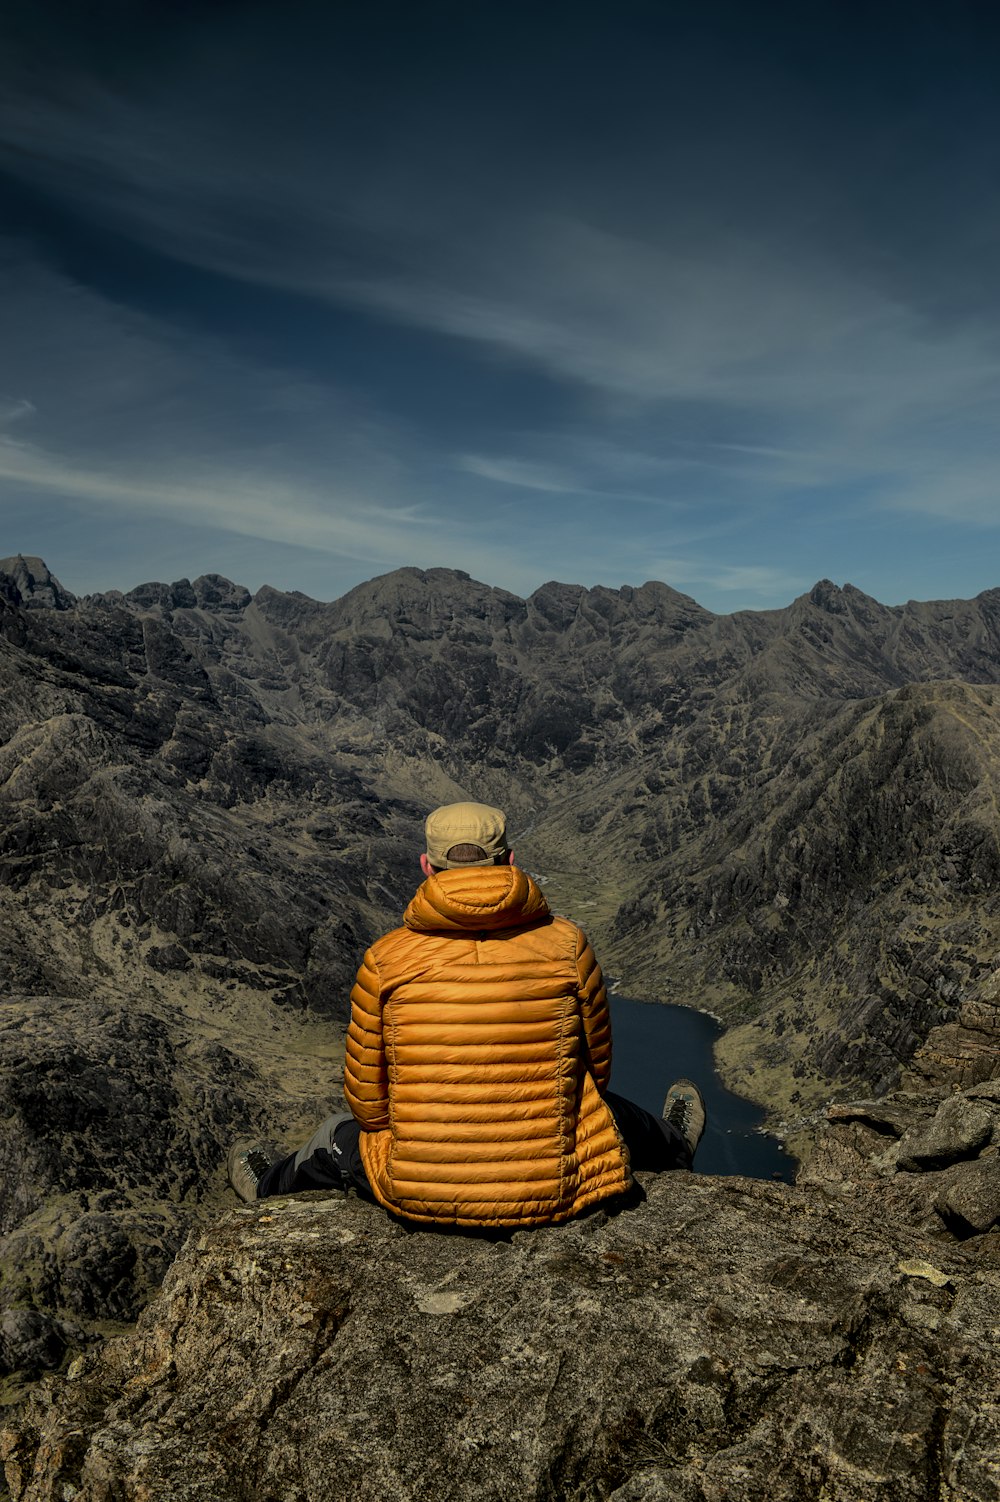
[
  {"x1": 0, "y1": 244, "x2": 450, "y2": 572},
  {"x1": 2, "y1": 3, "x2": 1000, "y2": 609},
  {"x1": 9, "y1": 81, "x2": 1000, "y2": 541}
]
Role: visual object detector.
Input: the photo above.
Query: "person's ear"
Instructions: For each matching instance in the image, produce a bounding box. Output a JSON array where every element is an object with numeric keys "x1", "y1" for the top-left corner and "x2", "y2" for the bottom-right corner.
[{"x1": 420, "y1": 853, "x2": 434, "y2": 877}]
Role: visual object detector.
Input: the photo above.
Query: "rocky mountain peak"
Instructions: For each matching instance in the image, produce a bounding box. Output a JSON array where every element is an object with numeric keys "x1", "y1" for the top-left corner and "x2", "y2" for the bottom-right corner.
[
  {"x1": 974, "y1": 585, "x2": 1000, "y2": 614},
  {"x1": 191, "y1": 574, "x2": 252, "y2": 613},
  {"x1": 116, "y1": 574, "x2": 252, "y2": 616},
  {"x1": 805, "y1": 578, "x2": 847, "y2": 612},
  {"x1": 624, "y1": 577, "x2": 716, "y2": 621},
  {"x1": 329, "y1": 566, "x2": 524, "y2": 634},
  {"x1": 0, "y1": 555, "x2": 75, "y2": 610},
  {"x1": 123, "y1": 578, "x2": 199, "y2": 612}
]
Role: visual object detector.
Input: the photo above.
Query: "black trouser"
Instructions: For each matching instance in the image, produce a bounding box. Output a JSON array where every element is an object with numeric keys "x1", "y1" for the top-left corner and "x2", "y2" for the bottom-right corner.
[
  {"x1": 256, "y1": 1090, "x2": 691, "y2": 1200},
  {"x1": 256, "y1": 1113, "x2": 370, "y2": 1199},
  {"x1": 605, "y1": 1090, "x2": 693, "y2": 1171}
]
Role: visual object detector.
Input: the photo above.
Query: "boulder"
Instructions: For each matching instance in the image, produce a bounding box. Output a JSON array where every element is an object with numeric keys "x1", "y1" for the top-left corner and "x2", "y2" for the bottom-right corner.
[
  {"x1": 896, "y1": 1094, "x2": 994, "y2": 1171},
  {"x1": 936, "y1": 1150, "x2": 1000, "y2": 1236}
]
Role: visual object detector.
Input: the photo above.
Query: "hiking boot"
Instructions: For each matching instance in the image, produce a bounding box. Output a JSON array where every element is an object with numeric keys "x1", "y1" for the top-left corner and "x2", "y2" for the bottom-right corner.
[
  {"x1": 663, "y1": 1079, "x2": 706, "y2": 1161},
  {"x1": 227, "y1": 1140, "x2": 280, "y2": 1203}
]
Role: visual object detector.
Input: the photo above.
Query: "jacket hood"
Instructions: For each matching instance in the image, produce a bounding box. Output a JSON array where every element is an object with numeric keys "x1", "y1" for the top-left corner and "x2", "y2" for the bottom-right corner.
[{"x1": 404, "y1": 865, "x2": 551, "y2": 934}]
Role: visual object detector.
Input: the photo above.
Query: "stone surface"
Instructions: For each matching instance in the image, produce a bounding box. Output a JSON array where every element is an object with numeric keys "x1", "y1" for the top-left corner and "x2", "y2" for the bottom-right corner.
[
  {"x1": 937, "y1": 1151, "x2": 1000, "y2": 1236},
  {"x1": 896, "y1": 1094, "x2": 995, "y2": 1172},
  {"x1": 905, "y1": 1000, "x2": 1000, "y2": 1089},
  {"x1": 0, "y1": 995, "x2": 280, "y2": 1374},
  {"x1": 2, "y1": 1173, "x2": 998, "y2": 1502},
  {"x1": 800, "y1": 1084, "x2": 1000, "y2": 1241}
]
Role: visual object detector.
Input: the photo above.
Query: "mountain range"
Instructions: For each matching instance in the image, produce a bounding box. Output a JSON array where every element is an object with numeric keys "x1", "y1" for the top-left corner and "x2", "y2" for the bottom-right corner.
[{"x1": 0, "y1": 552, "x2": 998, "y2": 1387}]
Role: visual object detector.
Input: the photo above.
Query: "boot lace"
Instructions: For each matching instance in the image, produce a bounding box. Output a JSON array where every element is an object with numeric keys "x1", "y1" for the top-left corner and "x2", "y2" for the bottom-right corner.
[
  {"x1": 243, "y1": 1147, "x2": 274, "y2": 1181},
  {"x1": 666, "y1": 1094, "x2": 693, "y2": 1134}
]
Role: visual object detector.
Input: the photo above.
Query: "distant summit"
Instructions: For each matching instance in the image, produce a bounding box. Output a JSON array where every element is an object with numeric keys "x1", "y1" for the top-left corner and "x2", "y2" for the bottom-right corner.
[
  {"x1": 122, "y1": 574, "x2": 252, "y2": 614},
  {"x1": 0, "y1": 554, "x2": 75, "y2": 610}
]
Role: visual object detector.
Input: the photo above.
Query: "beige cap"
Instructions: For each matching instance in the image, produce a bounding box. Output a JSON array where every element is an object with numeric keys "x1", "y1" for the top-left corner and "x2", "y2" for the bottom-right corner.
[{"x1": 424, "y1": 801, "x2": 509, "y2": 869}]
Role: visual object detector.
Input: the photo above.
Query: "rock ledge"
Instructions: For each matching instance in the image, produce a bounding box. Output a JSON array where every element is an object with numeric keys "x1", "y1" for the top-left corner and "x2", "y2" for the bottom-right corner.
[{"x1": 3, "y1": 1172, "x2": 998, "y2": 1501}]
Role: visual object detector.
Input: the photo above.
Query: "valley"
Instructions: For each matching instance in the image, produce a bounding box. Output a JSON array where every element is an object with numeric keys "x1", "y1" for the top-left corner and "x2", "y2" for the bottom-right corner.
[{"x1": 0, "y1": 552, "x2": 998, "y2": 1392}]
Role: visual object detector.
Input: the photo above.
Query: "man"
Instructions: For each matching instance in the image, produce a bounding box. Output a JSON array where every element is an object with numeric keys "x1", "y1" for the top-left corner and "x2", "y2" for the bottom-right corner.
[{"x1": 229, "y1": 802, "x2": 704, "y2": 1228}]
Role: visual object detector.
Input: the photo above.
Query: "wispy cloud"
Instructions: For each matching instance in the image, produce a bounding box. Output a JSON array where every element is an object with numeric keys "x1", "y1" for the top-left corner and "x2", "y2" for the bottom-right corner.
[
  {"x1": 6, "y1": 31, "x2": 1000, "y2": 410},
  {"x1": 0, "y1": 437, "x2": 434, "y2": 561},
  {"x1": 647, "y1": 557, "x2": 807, "y2": 599},
  {"x1": 2, "y1": 4, "x2": 1000, "y2": 610},
  {"x1": 340, "y1": 215, "x2": 1000, "y2": 446},
  {"x1": 0, "y1": 245, "x2": 451, "y2": 570},
  {"x1": 457, "y1": 455, "x2": 584, "y2": 495},
  {"x1": 456, "y1": 449, "x2": 692, "y2": 507},
  {"x1": 879, "y1": 465, "x2": 1000, "y2": 526},
  {"x1": 7, "y1": 38, "x2": 1000, "y2": 426},
  {"x1": 9, "y1": 95, "x2": 1000, "y2": 546},
  {"x1": 0, "y1": 397, "x2": 36, "y2": 425}
]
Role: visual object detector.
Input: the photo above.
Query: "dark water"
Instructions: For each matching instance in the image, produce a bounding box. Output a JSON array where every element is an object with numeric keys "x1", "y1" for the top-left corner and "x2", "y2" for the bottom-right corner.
[{"x1": 609, "y1": 997, "x2": 797, "y2": 1182}]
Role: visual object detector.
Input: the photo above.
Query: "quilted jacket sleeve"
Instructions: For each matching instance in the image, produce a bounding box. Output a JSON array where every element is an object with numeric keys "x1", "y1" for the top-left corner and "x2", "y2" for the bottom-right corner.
[
  {"x1": 343, "y1": 947, "x2": 390, "y2": 1130},
  {"x1": 576, "y1": 927, "x2": 612, "y2": 1092}
]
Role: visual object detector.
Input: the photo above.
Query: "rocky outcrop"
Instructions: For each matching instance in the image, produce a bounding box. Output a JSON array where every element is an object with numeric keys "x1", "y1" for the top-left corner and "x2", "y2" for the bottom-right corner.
[
  {"x1": 800, "y1": 1077, "x2": 1000, "y2": 1240},
  {"x1": 3, "y1": 1159, "x2": 998, "y2": 1502},
  {"x1": 906, "y1": 998, "x2": 1000, "y2": 1090},
  {"x1": 0, "y1": 994, "x2": 279, "y2": 1375},
  {"x1": 0, "y1": 558, "x2": 75, "y2": 612}
]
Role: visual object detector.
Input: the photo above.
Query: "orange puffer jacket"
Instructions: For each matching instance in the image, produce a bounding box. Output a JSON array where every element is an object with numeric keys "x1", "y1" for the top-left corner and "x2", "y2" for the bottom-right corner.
[{"x1": 344, "y1": 864, "x2": 631, "y2": 1228}]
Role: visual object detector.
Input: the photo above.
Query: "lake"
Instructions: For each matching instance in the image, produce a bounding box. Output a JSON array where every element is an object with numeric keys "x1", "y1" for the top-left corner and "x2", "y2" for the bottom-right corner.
[{"x1": 608, "y1": 996, "x2": 796, "y2": 1182}]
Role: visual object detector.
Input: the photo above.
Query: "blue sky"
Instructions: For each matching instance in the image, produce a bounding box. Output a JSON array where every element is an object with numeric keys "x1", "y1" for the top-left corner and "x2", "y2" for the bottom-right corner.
[{"x1": 1, "y1": 0, "x2": 1000, "y2": 611}]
